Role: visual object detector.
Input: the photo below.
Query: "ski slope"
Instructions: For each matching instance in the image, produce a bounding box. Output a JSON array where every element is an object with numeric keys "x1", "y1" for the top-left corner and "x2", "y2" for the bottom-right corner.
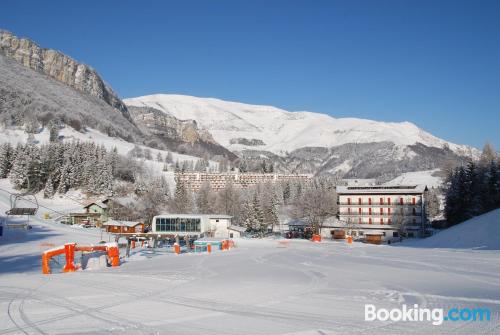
[
  {"x1": 409, "y1": 209, "x2": 500, "y2": 250},
  {"x1": 124, "y1": 94, "x2": 478, "y2": 156},
  {"x1": 1, "y1": 188, "x2": 499, "y2": 334},
  {"x1": 384, "y1": 169, "x2": 443, "y2": 188}
]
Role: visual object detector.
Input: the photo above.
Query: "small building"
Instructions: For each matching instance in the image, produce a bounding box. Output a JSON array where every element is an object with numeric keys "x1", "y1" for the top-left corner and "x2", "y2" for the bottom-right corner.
[
  {"x1": 227, "y1": 225, "x2": 246, "y2": 238},
  {"x1": 83, "y1": 201, "x2": 109, "y2": 224},
  {"x1": 103, "y1": 220, "x2": 145, "y2": 234},
  {"x1": 68, "y1": 212, "x2": 102, "y2": 226},
  {"x1": 151, "y1": 214, "x2": 233, "y2": 238}
]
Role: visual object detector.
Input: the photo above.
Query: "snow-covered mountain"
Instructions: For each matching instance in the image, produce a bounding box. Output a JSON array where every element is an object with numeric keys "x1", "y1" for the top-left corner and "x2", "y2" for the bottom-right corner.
[{"x1": 124, "y1": 94, "x2": 477, "y2": 157}]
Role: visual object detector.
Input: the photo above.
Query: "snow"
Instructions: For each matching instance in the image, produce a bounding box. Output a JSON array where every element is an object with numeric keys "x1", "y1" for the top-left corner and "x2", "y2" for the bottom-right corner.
[
  {"x1": 0, "y1": 125, "x2": 217, "y2": 184},
  {"x1": 124, "y1": 94, "x2": 478, "y2": 157},
  {"x1": 384, "y1": 169, "x2": 443, "y2": 188},
  {"x1": 407, "y1": 209, "x2": 500, "y2": 250},
  {"x1": 1, "y1": 184, "x2": 500, "y2": 333}
]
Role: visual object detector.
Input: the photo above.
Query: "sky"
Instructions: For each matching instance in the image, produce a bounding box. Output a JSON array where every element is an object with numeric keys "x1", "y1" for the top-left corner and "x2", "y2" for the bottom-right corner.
[{"x1": 1, "y1": 0, "x2": 499, "y2": 149}]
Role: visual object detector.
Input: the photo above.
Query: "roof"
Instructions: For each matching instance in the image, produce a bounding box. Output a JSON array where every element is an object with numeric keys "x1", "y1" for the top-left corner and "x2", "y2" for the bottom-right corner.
[
  {"x1": 103, "y1": 220, "x2": 143, "y2": 227},
  {"x1": 228, "y1": 225, "x2": 247, "y2": 233},
  {"x1": 154, "y1": 214, "x2": 232, "y2": 219},
  {"x1": 69, "y1": 212, "x2": 101, "y2": 217},
  {"x1": 336, "y1": 185, "x2": 427, "y2": 195},
  {"x1": 83, "y1": 202, "x2": 107, "y2": 209},
  {"x1": 287, "y1": 219, "x2": 308, "y2": 226}
]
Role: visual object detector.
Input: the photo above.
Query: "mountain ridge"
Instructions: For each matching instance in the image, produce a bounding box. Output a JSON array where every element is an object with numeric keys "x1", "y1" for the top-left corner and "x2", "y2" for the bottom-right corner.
[{"x1": 124, "y1": 93, "x2": 478, "y2": 157}]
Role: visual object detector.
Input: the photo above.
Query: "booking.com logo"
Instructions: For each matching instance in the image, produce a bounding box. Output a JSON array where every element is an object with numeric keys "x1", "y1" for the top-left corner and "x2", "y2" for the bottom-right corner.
[{"x1": 365, "y1": 304, "x2": 491, "y2": 326}]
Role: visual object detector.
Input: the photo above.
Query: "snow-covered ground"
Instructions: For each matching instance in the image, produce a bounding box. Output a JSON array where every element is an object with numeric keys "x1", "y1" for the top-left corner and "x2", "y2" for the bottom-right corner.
[
  {"x1": 124, "y1": 94, "x2": 478, "y2": 157},
  {"x1": 1, "y1": 196, "x2": 500, "y2": 334},
  {"x1": 0, "y1": 126, "x2": 218, "y2": 177},
  {"x1": 406, "y1": 209, "x2": 500, "y2": 250}
]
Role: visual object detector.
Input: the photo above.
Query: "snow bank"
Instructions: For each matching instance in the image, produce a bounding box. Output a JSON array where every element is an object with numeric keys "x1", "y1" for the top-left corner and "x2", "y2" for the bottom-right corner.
[{"x1": 411, "y1": 209, "x2": 500, "y2": 250}]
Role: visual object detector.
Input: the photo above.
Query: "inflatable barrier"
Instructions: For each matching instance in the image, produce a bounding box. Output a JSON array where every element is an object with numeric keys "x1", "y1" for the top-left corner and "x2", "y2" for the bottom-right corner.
[{"x1": 42, "y1": 242, "x2": 120, "y2": 274}]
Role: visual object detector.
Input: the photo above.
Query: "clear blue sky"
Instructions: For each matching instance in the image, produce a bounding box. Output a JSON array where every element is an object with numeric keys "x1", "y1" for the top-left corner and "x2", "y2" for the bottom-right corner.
[{"x1": 1, "y1": 0, "x2": 499, "y2": 149}]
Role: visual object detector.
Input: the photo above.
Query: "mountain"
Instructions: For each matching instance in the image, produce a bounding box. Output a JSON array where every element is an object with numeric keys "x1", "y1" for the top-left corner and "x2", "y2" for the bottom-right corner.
[
  {"x1": 124, "y1": 94, "x2": 478, "y2": 178},
  {"x1": 0, "y1": 30, "x2": 235, "y2": 161},
  {"x1": 0, "y1": 29, "x2": 129, "y2": 119}
]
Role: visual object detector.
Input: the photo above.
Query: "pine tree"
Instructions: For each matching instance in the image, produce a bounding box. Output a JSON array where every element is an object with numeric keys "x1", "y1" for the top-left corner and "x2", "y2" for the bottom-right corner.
[
  {"x1": 9, "y1": 145, "x2": 29, "y2": 189},
  {"x1": 44, "y1": 175, "x2": 54, "y2": 198},
  {"x1": 0, "y1": 143, "x2": 13, "y2": 178}
]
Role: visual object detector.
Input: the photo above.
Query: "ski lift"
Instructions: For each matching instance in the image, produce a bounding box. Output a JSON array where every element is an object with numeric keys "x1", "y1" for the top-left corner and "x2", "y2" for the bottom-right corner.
[{"x1": 6, "y1": 193, "x2": 39, "y2": 216}]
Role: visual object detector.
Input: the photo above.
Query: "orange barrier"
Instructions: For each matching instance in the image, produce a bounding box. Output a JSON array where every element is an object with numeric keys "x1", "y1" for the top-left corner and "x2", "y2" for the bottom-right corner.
[
  {"x1": 207, "y1": 244, "x2": 212, "y2": 253},
  {"x1": 346, "y1": 236, "x2": 353, "y2": 244},
  {"x1": 174, "y1": 243, "x2": 180, "y2": 255},
  {"x1": 312, "y1": 234, "x2": 322, "y2": 242},
  {"x1": 42, "y1": 243, "x2": 120, "y2": 274}
]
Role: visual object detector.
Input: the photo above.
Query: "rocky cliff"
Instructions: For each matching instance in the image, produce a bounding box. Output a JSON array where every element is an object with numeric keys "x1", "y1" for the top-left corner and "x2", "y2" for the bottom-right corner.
[{"x1": 0, "y1": 29, "x2": 130, "y2": 120}]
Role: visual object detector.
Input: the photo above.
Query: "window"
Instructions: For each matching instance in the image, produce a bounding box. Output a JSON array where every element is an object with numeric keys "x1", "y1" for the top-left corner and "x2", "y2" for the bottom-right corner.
[
  {"x1": 358, "y1": 218, "x2": 362, "y2": 224},
  {"x1": 369, "y1": 218, "x2": 372, "y2": 225},
  {"x1": 388, "y1": 208, "x2": 391, "y2": 215},
  {"x1": 399, "y1": 198, "x2": 403, "y2": 205},
  {"x1": 388, "y1": 218, "x2": 392, "y2": 224},
  {"x1": 380, "y1": 208, "x2": 383, "y2": 215},
  {"x1": 379, "y1": 197, "x2": 384, "y2": 205},
  {"x1": 380, "y1": 218, "x2": 384, "y2": 225},
  {"x1": 348, "y1": 208, "x2": 351, "y2": 215},
  {"x1": 387, "y1": 198, "x2": 391, "y2": 205},
  {"x1": 348, "y1": 198, "x2": 351, "y2": 205},
  {"x1": 230, "y1": 233, "x2": 234, "y2": 238},
  {"x1": 358, "y1": 208, "x2": 362, "y2": 215},
  {"x1": 369, "y1": 208, "x2": 372, "y2": 215},
  {"x1": 393, "y1": 232, "x2": 399, "y2": 237},
  {"x1": 359, "y1": 231, "x2": 364, "y2": 236},
  {"x1": 412, "y1": 208, "x2": 416, "y2": 215},
  {"x1": 382, "y1": 232, "x2": 386, "y2": 236},
  {"x1": 358, "y1": 198, "x2": 362, "y2": 205},
  {"x1": 412, "y1": 197, "x2": 416, "y2": 205},
  {"x1": 368, "y1": 198, "x2": 372, "y2": 205}
]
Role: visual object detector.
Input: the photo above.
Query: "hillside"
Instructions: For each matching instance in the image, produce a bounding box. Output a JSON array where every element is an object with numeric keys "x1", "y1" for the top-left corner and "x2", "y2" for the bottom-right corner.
[
  {"x1": 125, "y1": 94, "x2": 478, "y2": 178},
  {"x1": 410, "y1": 209, "x2": 500, "y2": 250},
  {"x1": 0, "y1": 30, "x2": 235, "y2": 161},
  {"x1": 124, "y1": 94, "x2": 477, "y2": 156}
]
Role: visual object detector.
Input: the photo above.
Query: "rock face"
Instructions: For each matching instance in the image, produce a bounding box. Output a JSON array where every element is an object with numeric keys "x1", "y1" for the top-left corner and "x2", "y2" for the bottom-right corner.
[
  {"x1": 128, "y1": 106, "x2": 238, "y2": 160},
  {"x1": 0, "y1": 29, "x2": 130, "y2": 120}
]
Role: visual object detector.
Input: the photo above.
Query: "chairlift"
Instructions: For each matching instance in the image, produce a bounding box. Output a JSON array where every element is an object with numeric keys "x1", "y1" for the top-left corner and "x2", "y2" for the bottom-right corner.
[{"x1": 6, "y1": 193, "x2": 39, "y2": 216}]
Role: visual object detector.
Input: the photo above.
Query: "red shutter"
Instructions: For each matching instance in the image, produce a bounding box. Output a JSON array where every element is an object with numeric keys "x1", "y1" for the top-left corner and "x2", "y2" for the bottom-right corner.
[
  {"x1": 380, "y1": 218, "x2": 384, "y2": 225},
  {"x1": 358, "y1": 198, "x2": 362, "y2": 205},
  {"x1": 412, "y1": 197, "x2": 416, "y2": 205},
  {"x1": 369, "y1": 198, "x2": 372, "y2": 205},
  {"x1": 369, "y1": 208, "x2": 372, "y2": 215},
  {"x1": 400, "y1": 198, "x2": 403, "y2": 205},
  {"x1": 380, "y1": 208, "x2": 383, "y2": 215},
  {"x1": 380, "y1": 197, "x2": 383, "y2": 205},
  {"x1": 387, "y1": 198, "x2": 391, "y2": 205},
  {"x1": 348, "y1": 198, "x2": 351, "y2": 205},
  {"x1": 369, "y1": 218, "x2": 372, "y2": 224}
]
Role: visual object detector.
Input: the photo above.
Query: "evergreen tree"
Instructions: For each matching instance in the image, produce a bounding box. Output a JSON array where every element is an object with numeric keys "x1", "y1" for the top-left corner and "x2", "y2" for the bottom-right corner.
[
  {"x1": 43, "y1": 175, "x2": 54, "y2": 198},
  {"x1": 0, "y1": 143, "x2": 13, "y2": 178}
]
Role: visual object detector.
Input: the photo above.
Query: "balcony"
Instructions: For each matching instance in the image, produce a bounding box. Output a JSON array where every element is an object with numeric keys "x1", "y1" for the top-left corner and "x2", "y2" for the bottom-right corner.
[
  {"x1": 337, "y1": 202, "x2": 420, "y2": 207},
  {"x1": 338, "y1": 212, "x2": 422, "y2": 217}
]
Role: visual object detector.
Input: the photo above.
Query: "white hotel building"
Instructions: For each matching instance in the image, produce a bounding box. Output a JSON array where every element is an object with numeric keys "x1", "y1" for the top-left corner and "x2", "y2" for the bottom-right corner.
[{"x1": 336, "y1": 185, "x2": 428, "y2": 241}]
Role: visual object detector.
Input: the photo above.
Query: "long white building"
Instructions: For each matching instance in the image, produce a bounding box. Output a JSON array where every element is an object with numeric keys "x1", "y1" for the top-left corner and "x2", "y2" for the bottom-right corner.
[
  {"x1": 175, "y1": 171, "x2": 312, "y2": 191},
  {"x1": 151, "y1": 214, "x2": 242, "y2": 239},
  {"x1": 335, "y1": 185, "x2": 428, "y2": 242}
]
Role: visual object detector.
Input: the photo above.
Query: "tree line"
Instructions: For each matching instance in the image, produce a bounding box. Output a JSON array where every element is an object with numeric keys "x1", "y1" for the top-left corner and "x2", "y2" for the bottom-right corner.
[{"x1": 444, "y1": 143, "x2": 499, "y2": 226}]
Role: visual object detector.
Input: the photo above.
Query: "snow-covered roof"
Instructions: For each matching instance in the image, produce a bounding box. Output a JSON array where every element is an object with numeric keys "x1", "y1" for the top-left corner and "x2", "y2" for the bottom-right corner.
[
  {"x1": 83, "y1": 201, "x2": 107, "y2": 209},
  {"x1": 228, "y1": 225, "x2": 247, "y2": 233},
  {"x1": 336, "y1": 185, "x2": 427, "y2": 195},
  {"x1": 103, "y1": 220, "x2": 142, "y2": 227}
]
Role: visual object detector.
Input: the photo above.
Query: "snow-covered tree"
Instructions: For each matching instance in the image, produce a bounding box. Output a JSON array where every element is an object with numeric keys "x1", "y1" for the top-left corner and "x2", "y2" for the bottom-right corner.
[{"x1": 0, "y1": 143, "x2": 13, "y2": 178}]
